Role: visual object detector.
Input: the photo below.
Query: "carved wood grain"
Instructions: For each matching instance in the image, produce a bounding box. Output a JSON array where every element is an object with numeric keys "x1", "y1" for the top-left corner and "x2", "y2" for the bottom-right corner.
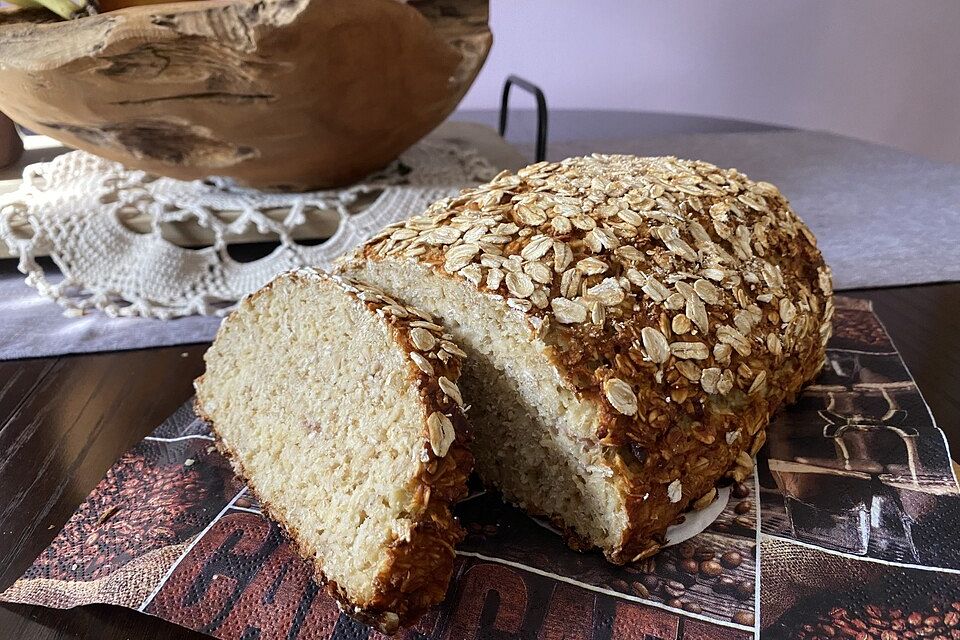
[{"x1": 0, "y1": 0, "x2": 491, "y2": 190}]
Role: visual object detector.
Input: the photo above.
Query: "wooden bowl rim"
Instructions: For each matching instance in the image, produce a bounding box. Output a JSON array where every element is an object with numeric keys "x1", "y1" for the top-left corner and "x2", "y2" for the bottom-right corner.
[{"x1": 0, "y1": 0, "x2": 421, "y2": 38}]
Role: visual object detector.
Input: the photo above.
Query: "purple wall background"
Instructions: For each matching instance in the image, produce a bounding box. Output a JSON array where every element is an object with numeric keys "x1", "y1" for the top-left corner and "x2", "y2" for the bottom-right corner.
[{"x1": 458, "y1": 1, "x2": 960, "y2": 164}]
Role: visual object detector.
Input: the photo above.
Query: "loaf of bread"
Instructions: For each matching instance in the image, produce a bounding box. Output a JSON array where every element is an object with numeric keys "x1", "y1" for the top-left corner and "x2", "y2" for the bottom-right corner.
[
  {"x1": 339, "y1": 154, "x2": 833, "y2": 564},
  {"x1": 194, "y1": 269, "x2": 473, "y2": 633}
]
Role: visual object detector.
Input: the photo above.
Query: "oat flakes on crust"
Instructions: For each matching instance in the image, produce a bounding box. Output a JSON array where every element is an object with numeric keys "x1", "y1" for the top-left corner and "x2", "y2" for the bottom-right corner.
[{"x1": 341, "y1": 154, "x2": 833, "y2": 563}]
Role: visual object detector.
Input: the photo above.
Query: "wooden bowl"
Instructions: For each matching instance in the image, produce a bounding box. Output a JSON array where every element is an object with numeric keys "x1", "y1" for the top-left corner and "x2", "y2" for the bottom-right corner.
[{"x1": 0, "y1": 0, "x2": 490, "y2": 190}]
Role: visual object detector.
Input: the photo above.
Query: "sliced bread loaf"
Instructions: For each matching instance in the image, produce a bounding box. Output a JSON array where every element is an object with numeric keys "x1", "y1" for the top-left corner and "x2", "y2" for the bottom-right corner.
[
  {"x1": 194, "y1": 269, "x2": 472, "y2": 633},
  {"x1": 339, "y1": 154, "x2": 833, "y2": 564}
]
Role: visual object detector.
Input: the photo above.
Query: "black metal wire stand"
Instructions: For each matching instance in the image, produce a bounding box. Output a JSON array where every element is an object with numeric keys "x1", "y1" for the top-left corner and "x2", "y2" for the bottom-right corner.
[{"x1": 498, "y1": 75, "x2": 549, "y2": 162}]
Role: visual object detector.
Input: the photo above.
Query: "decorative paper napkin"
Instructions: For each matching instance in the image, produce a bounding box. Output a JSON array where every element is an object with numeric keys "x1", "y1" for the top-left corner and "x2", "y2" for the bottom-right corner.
[{"x1": 3, "y1": 297, "x2": 959, "y2": 639}]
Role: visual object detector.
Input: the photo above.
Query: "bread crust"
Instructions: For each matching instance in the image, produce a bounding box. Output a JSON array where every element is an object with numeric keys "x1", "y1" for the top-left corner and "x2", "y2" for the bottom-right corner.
[
  {"x1": 339, "y1": 155, "x2": 834, "y2": 564},
  {"x1": 194, "y1": 269, "x2": 473, "y2": 633}
]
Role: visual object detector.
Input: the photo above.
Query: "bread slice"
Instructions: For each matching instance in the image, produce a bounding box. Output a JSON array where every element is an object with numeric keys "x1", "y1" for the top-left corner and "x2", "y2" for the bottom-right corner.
[
  {"x1": 194, "y1": 269, "x2": 472, "y2": 633},
  {"x1": 339, "y1": 155, "x2": 833, "y2": 564}
]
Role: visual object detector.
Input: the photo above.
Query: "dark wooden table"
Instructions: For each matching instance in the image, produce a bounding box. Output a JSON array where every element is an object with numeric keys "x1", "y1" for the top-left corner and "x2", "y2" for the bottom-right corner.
[{"x1": 1, "y1": 112, "x2": 958, "y2": 640}]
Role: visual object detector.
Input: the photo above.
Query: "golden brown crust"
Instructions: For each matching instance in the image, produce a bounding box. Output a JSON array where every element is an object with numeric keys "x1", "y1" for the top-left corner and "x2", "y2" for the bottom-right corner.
[
  {"x1": 339, "y1": 155, "x2": 833, "y2": 563},
  {"x1": 194, "y1": 269, "x2": 473, "y2": 633}
]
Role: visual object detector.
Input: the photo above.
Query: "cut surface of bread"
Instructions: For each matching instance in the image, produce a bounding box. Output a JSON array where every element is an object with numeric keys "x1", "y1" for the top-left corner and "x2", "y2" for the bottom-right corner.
[
  {"x1": 340, "y1": 154, "x2": 833, "y2": 563},
  {"x1": 345, "y1": 259, "x2": 625, "y2": 550},
  {"x1": 194, "y1": 269, "x2": 472, "y2": 633}
]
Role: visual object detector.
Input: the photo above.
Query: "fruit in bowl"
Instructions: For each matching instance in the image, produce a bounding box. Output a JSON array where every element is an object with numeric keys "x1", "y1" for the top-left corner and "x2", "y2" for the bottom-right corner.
[{"x1": 0, "y1": 0, "x2": 490, "y2": 190}]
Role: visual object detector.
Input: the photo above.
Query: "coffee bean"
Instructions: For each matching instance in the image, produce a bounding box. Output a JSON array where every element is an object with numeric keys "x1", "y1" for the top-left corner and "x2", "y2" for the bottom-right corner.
[
  {"x1": 678, "y1": 542, "x2": 695, "y2": 559},
  {"x1": 35, "y1": 451, "x2": 210, "y2": 581},
  {"x1": 910, "y1": 613, "x2": 925, "y2": 627},
  {"x1": 683, "y1": 602, "x2": 702, "y2": 614},
  {"x1": 680, "y1": 559, "x2": 699, "y2": 574},
  {"x1": 721, "y1": 551, "x2": 743, "y2": 569},
  {"x1": 663, "y1": 580, "x2": 685, "y2": 598},
  {"x1": 630, "y1": 582, "x2": 650, "y2": 598},
  {"x1": 235, "y1": 497, "x2": 252, "y2": 508},
  {"x1": 881, "y1": 631, "x2": 898, "y2": 640},
  {"x1": 735, "y1": 500, "x2": 753, "y2": 515},
  {"x1": 735, "y1": 580, "x2": 754, "y2": 600},
  {"x1": 700, "y1": 560, "x2": 723, "y2": 577},
  {"x1": 713, "y1": 522, "x2": 732, "y2": 533},
  {"x1": 818, "y1": 623, "x2": 838, "y2": 638},
  {"x1": 926, "y1": 617, "x2": 943, "y2": 628},
  {"x1": 732, "y1": 482, "x2": 750, "y2": 499},
  {"x1": 945, "y1": 612, "x2": 959, "y2": 627},
  {"x1": 677, "y1": 571, "x2": 698, "y2": 588},
  {"x1": 666, "y1": 598, "x2": 684, "y2": 609},
  {"x1": 694, "y1": 548, "x2": 716, "y2": 562},
  {"x1": 609, "y1": 579, "x2": 630, "y2": 592},
  {"x1": 734, "y1": 515, "x2": 754, "y2": 530},
  {"x1": 865, "y1": 605, "x2": 884, "y2": 619},
  {"x1": 733, "y1": 611, "x2": 755, "y2": 626},
  {"x1": 641, "y1": 574, "x2": 660, "y2": 591},
  {"x1": 713, "y1": 576, "x2": 736, "y2": 594}
]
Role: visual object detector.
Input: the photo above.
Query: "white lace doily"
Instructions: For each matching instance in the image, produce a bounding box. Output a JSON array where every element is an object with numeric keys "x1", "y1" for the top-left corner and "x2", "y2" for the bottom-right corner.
[{"x1": 0, "y1": 140, "x2": 496, "y2": 319}]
